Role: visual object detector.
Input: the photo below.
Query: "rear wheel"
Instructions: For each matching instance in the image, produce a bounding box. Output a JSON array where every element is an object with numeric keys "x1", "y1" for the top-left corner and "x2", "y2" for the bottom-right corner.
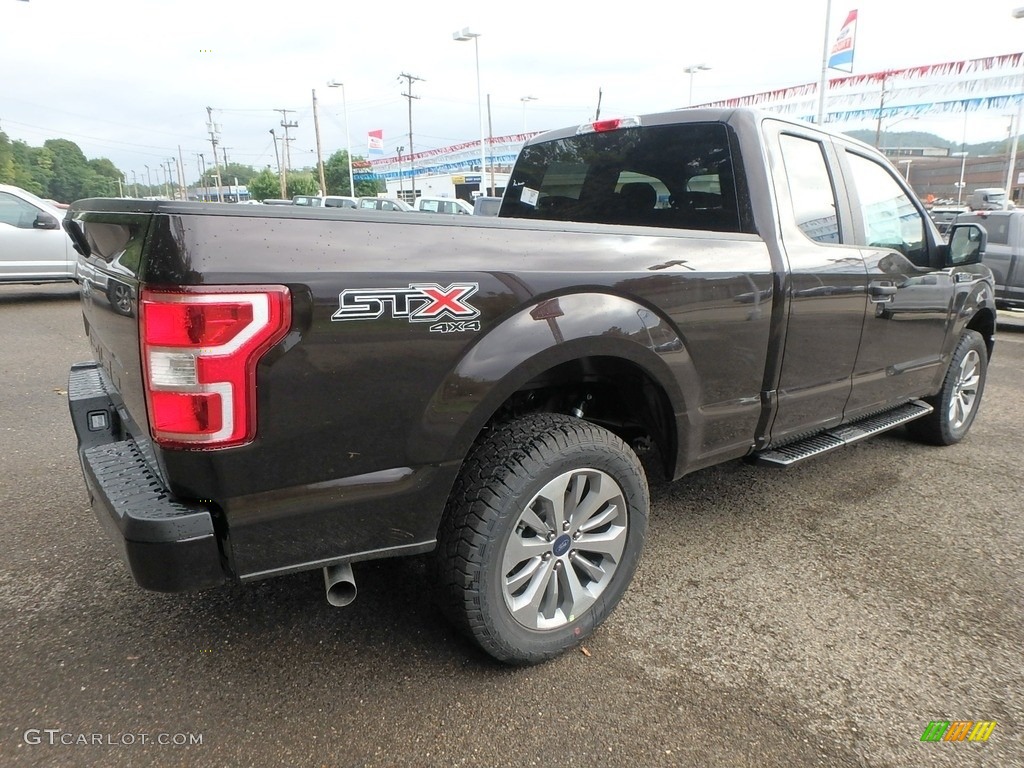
[
  {"x1": 907, "y1": 329, "x2": 988, "y2": 445},
  {"x1": 436, "y1": 413, "x2": 648, "y2": 665}
]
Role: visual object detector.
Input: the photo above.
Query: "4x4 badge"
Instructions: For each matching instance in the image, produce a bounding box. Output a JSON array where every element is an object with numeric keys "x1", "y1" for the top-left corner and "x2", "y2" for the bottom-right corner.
[{"x1": 332, "y1": 282, "x2": 480, "y2": 325}]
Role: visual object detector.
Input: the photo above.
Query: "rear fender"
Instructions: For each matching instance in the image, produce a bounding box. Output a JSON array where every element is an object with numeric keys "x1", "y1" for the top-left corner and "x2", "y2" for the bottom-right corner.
[{"x1": 410, "y1": 292, "x2": 699, "y2": 470}]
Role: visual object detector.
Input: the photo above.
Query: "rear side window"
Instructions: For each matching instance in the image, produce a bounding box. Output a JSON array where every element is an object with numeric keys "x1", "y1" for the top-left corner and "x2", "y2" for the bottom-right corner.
[
  {"x1": 778, "y1": 134, "x2": 840, "y2": 244},
  {"x1": 502, "y1": 122, "x2": 747, "y2": 233}
]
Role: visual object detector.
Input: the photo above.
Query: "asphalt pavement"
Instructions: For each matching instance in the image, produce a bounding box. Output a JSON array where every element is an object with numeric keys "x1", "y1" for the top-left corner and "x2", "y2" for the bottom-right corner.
[{"x1": 0, "y1": 284, "x2": 1021, "y2": 768}]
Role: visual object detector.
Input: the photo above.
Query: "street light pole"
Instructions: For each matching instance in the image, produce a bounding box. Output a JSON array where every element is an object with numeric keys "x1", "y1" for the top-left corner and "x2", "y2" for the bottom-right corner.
[
  {"x1": 953, "y1": 151, "x2": 969, "y2": 206},
  {"x1": 683, "y1": 64, "x2": 711, "y2": 107},
  {"x1": 1005, "y1": 7, "x2": 1024, "y2": 203},
  {"x1": 899, "y1": 159, "x2": 912, "y2": 183},
  {"x1": 520, "y1": 95, "x2": 537, "y2": 133},
  {"x1": 397, "y1": 146, "x2": 404, "y2": 199},
  {"x1": 328, "y1": 80, "x2": 356, "y2": 196},
  {"x1": 454, "y1": 27, "x2": 487, "y2": 195}
]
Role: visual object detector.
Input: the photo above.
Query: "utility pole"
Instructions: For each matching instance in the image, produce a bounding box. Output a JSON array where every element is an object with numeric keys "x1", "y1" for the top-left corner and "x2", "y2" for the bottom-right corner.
[
  {"x1": 206, "y1": 106, "x2": 224, "y2": 202},
  {"x1": 594, "y1": 88, "x2": 603, "y2": 121},
  {"x1": 874, "y1": 74, "x2": 889, "y2": 148},
  {"x1": 270, "y1": 129, "x2": 285, "y2": 198},
  {"x1": 398, "y1": 72, "x2": 423, "y2": 200},
  {"x1": 312, "y1": 89, "x2": 327, "y2": 195},
  {"x1": 177, "y1": 146, "x2": 188, "y2": 200},
  {"x1": 276, "y1": 108, "x2": 298, "y2": 185}
]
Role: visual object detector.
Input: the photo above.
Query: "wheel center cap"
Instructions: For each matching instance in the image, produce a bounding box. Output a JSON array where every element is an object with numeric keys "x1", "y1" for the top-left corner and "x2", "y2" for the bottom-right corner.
[{"x1": 552, "y1": 534, "x2": 571, "y2": 557}]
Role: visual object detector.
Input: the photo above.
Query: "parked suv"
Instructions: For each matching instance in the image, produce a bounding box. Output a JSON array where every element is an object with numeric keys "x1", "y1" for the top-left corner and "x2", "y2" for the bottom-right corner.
[
  {"x1": 415, "y1": 197, "x2": 473, "y2": 215},
  {"x1": 0, "y1": 184, "x2": 76, "y2": 284},
  {"x1": 955, "y1": 210, "x2": 1024, "y2": 308}
]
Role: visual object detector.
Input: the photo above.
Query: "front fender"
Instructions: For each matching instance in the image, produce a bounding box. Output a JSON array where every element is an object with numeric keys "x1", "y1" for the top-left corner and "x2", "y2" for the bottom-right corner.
[
  {"x1": 953, "y1": 269, "x2": 997, "y2": 354},
  {"x1": 409, "y1": 292, "x2": 700, "y2": 467}
]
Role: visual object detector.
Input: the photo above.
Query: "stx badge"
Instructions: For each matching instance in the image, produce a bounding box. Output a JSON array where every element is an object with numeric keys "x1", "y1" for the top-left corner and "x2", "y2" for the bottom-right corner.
[{"x1": 332, "y1": 283, "x2": 481, "y2": 326}]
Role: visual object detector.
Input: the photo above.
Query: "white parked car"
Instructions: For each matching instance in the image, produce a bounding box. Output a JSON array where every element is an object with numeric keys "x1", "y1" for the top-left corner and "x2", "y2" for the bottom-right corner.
[
  {"x1": 0, "y1": 184, "x2": 77, "y2": 284},
  {"x1": 356, "y1": 197, "x2": 415, "y2": 212},
  {"x1": 292, "y1": 194, "x2": 358, "y2": 209},
  {"x1": 415, "y1": 196, "x2": 473, "y2": 215}
]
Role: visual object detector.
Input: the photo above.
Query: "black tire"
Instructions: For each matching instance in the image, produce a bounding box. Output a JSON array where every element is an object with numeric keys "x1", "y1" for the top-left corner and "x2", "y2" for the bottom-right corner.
[
  {"x1": 907, "y1": 329, "x2": 988, "y2": 446},
  {"x1": 435, "y1": 413, "x2": 649, "y2": 665}
]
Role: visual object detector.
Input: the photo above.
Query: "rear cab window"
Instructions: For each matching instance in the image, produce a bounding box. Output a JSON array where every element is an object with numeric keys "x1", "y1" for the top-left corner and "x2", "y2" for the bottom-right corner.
[{"x1": 501, "y1": 121, "x2": 751, "y2": 233}]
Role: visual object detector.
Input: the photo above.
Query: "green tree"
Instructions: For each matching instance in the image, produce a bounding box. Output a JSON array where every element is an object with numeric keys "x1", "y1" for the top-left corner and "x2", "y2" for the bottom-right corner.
[
  {"x1": 216, "y1": 162, "x2": 256, "y2": 186},
  {"x1": 6, "y1": 140, "x2": 48, "y2": 195},
  {"x1": 0, "y1": 133, "x2": 14, "y2": 185},
  {"x1": 286, "y1": 171, "x2": 320, "y2": 198},
  {"x1": 247, "y1": 168, "x2": 282, "y2": 201},
  {"x1": 43, "y1": 139, "x2": 93, "y2": 202},
  {"x1": 324, "y1": 150, "x2": 380, "y2": 196}
]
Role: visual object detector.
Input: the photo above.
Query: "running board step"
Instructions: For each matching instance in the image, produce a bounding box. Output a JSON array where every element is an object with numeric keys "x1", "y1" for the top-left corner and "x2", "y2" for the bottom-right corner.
[{"x1": 754, "y1": 400, "x2": 934, "y2": 467}]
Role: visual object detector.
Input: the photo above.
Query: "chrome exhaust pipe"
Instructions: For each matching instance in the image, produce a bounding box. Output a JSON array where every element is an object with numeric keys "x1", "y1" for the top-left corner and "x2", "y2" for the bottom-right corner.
[{"x1": 323, "y1": 562, "x2": 357, "y2": 607}]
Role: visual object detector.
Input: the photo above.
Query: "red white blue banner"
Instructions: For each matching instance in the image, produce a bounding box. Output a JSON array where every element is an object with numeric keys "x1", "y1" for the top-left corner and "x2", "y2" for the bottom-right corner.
[
  {"x1": 829, "y1": 9, "x2": 857, "y2": 73},
  {"x1": 368, "y1": 129, "x2": 384, "y2": 156}
]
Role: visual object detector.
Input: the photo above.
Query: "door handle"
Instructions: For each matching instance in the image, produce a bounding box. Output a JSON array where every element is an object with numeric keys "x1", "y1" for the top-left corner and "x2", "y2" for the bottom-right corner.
[{"x1": 868, "y1": 281, "x2": 897, "y2": 302}]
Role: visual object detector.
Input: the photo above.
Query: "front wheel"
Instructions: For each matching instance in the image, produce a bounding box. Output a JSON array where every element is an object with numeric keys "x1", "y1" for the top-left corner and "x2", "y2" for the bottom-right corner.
[
  {"x1": 907, "y1": 329, "x2": 988, "y2": 445},
  {"x1": 435, "y1": 413, "x2": 649, "y2": 665}
]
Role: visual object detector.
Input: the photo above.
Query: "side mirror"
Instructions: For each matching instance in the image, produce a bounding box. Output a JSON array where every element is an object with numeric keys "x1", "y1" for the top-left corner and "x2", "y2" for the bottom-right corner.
[
  {"x1": 946, "y1": 223, "x2": 986, "y2": 266},
  {"x1": 33, "y1": 212, "x2": 60, "y2": 230}
]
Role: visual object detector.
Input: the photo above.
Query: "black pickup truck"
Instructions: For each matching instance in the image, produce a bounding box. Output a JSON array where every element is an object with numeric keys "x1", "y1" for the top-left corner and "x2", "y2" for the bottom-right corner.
[{"x1": 65, "y1": 108, "x2": 996, "y2": 664}]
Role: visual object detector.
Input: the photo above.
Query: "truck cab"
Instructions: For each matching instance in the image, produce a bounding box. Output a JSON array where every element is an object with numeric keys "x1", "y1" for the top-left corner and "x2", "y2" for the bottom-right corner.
[
  {"x1": 967, "y1": 187, "x2": 1009, "y2": 211},
  {"x1": 955, "y1": 209, "x2": 1024, "y2": 308}
]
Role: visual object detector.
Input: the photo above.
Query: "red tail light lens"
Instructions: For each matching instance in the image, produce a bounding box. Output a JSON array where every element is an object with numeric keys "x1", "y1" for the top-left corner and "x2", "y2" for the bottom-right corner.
[
  {"x1": 576, "y1": 116, "x2": 641, "y2": 135},
  {"x1": 140, "y1": 286, "x2": 291, "y2": 449}
]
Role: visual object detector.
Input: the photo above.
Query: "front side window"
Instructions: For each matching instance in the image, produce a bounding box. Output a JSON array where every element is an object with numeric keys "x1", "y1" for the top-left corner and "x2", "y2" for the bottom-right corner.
[
  {"x1": 778, "y1": 134, "x2": 840, "y2": 244},
  {"x1": 0, "y1": 192, "x2": 42, "y2": 228},
  {"x1": 846, "y1": 151, "x2": 926, "y2": 264}
]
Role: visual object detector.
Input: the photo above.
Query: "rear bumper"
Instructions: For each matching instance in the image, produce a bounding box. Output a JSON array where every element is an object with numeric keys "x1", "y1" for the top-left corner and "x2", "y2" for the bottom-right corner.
[{"x1": 68, "y1": 362, "x2": 228, "y2": 592}]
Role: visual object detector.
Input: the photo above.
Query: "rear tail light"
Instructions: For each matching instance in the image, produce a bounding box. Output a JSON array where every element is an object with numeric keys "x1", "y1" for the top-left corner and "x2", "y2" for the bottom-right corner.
[{"x1": 140, "y1": 286, "x2": 291, "y2": 449}]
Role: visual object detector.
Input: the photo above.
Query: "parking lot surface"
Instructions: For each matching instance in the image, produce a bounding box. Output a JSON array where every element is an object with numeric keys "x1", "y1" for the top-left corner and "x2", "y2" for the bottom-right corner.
[{"x1": 1, "y1": 284, "x2": 1021, "y2": 767}]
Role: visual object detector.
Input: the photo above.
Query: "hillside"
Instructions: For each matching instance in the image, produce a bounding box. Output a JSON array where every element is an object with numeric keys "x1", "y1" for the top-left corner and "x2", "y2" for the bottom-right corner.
[{"x1": 844, "y1": 129, "x2": 1012, "y2": 156}]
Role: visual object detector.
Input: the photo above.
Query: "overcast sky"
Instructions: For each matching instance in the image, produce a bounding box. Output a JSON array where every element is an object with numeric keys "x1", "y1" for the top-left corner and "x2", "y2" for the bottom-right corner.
[{"x1": 4, "y1": 0, "x2": 1024, "y2": 184}]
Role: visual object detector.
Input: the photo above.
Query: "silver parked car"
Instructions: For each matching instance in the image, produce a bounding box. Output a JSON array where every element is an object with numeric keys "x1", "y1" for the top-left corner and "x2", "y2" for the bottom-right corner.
[{"x1": 0, "y1": 184, "x2": 77, "y2": 284}]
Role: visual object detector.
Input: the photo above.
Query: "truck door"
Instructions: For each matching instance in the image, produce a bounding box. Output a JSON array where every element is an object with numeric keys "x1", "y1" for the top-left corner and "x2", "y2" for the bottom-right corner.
[
  {"x1": 765, "y1": 127, "x2": 868, "y2": 442},
  {"x1": 838, "y1": 147, "x2": 953, "y2": 415}
]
